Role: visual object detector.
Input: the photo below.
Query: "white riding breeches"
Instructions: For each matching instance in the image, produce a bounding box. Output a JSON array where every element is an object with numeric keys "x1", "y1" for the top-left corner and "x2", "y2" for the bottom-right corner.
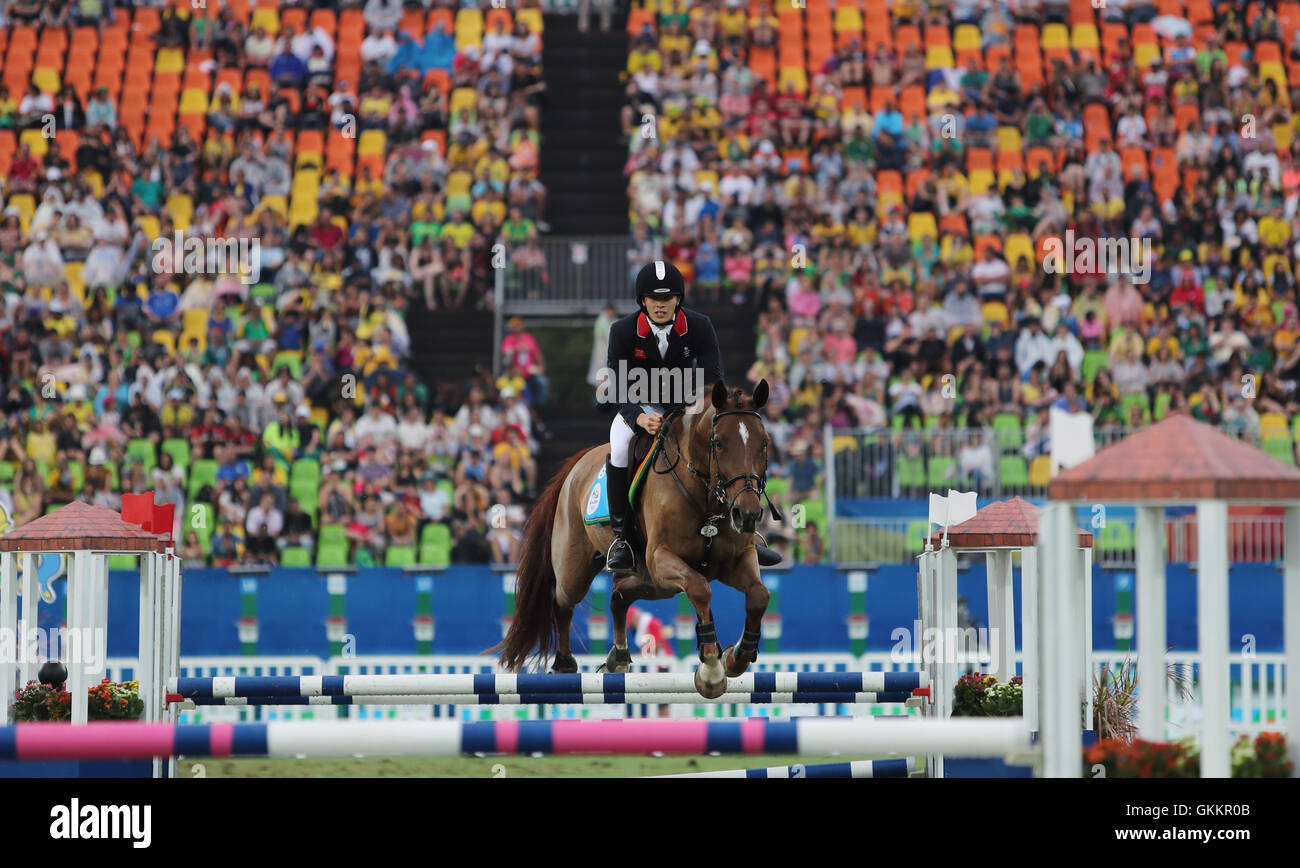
[{"x1": 609, "y1": 413, "x2": 635, "y2": 468}]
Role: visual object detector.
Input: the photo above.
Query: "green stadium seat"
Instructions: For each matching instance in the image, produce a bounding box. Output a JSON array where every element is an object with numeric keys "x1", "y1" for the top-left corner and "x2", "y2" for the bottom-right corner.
[
  {"x1": 272, "y1": 352, "x2": 303, "y2": 379},
  {"x1": 765, "y1": 477, "x2": 790, "y2": 500},
  {"x1": 316, "y1": 543, "x2": 350, "y2": 567},
  {"x1": 320, "y1": 524, "x2": 347, "y2": 548},
  {"x1": 186, "y1": 502, "x2": 214, "y2": 545},
  {"x1": 420, "y1": 522, "x2": 451, "y2": 548},
  {"x1": 106, "y1": 461, "x2": 119, "y2": 490},
  {"x1": 162, "y1": 438, "x2": 190, "y2": 471},
  {"x1": 188, "y1": 460, "x2": 219, "y2": 498},
  {"x1": 386, "y1": 546, "x2": 416, "y2": 567},
  {"x1": 68, "y1": 461, "x2": 85, "y2": 494},
  {"x1": 992, "y1": 413, "x2": 1023, "y2": 452},
  {"x1": 1264, "y1": 437, "x2": 1296, "y2": 466},
  {"x1": 799, "y1": 498, "x2": 826, "y2": 531},
  {"x1": 290, "y1": 458, "x2": 321, "y2": 486},
  {"x1": 897, "y1": 456, "x2": 926, "y2": 489},
  {"x1": 281, "y1": 547, "x2": 312, "y2": 567},
  {"x1": 999, "y1": 455, "x2": 1029, "y2": 488},
  {"x1": 927, "y1": 456, "x2": 957, "y2": 488},
  {"x1": 1154, "y1": 392, "x2": 1172, "y2": 421},
  {"x1": 436, "y1": 479, "x2": 454, "y2": 501},
  {"x1": 108, "y1": 554, "x2": 138, "y2": 570},
  {"x1": 290, "y1": 477, "x2": 319, "y2": 509},
  {"x1": 0, "y1": 462, "x2": 16, "y2": 482},
  {"x1": 126, "y1": 438, "x2": 156, "y2": 473},
  {"x1": 1082, "y1": 350, "x2": 1108, "y2": 384},
  {"x1": 419, "y1": 541, "x2": 451, "y2": 567}
]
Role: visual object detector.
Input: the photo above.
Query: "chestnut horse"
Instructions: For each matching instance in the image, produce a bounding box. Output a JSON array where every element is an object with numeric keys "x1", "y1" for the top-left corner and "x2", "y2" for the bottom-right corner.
[{"x1": 491, "y1": 380, "x2": 775, "y2": 697}]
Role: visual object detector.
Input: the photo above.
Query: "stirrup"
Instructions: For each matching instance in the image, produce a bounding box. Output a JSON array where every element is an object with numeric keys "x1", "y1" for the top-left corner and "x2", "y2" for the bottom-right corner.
[{"x1": 607, "y1": 537, "x2": 635, "y2": 571}]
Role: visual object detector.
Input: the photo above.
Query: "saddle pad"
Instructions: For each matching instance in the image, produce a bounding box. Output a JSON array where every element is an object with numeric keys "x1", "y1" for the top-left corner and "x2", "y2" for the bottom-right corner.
[{"x1": 583, "y1": 438, "x2": 662, "y2": 525}]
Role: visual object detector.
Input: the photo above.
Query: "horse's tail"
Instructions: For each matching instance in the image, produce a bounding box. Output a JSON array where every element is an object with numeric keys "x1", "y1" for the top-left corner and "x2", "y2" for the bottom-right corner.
[{"x1": 489, "y1": 446, "x2": 596, "y2": 671}]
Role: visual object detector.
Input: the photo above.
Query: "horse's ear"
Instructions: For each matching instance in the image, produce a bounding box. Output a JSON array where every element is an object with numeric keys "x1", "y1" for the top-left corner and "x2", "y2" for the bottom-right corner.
[
  {"x1": 752, "y1": 378, "x2": 769, "y2": 409},
  {"x1": 711, "y1": 380, "x2": 728, "y2": 411}
]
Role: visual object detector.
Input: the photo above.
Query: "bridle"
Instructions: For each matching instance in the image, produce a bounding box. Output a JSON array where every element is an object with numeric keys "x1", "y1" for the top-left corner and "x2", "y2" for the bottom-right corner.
[{"x1": 656, "y1": 406, "x2": 785, "y2": 536}]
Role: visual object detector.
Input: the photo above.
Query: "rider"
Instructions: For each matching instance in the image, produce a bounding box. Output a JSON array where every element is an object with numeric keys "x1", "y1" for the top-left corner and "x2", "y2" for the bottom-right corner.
[{"x1": 604, "y1": 260, "x2": 781, "y2": 571}]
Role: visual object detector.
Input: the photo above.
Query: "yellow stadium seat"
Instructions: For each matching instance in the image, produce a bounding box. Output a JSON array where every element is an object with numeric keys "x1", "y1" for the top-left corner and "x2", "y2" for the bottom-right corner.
[
  {"x1": 516, "y1": 8, "x2": 542, "y2": 33},
  {"x1": 64, "y1": 262, "x2": 86, "y2": 305},
  {"x1": 1041, "y1": 23, "x2": 1069, "y2": 50},
  {"x1": 179, "y1": 329, "x2": 206, "y2": 354},
  {"x1": 83, "y1": 170, "x2": 104, "y2": 197},
  {"x1": 778, "y1": 67, "x2": 808, "y2": 92},
  {"x1": 982, "y1": 301, "x2": 1010, "y2": 327},
  {"x1": 155, "y1": 47, "x2": 185, "y2": 74},
  {"x1": 8, "y1": 194, "x2": 36, "y2": 232},
  {"x1": 907, "y1": 212, "x2": 938, "y2": 240},
  {"x1": 250, "y1": 7, "x2": 281, "y2": 34},
  {"x1": 259, "y1": 195, "x2": 288, "y2": 219},
  {"x1": 166, "y1": 194, "x2": 193, "y2": 231},
  {"x1": 153, "y1": 330, "x2": 176, "y2": 355},
  {"x1": 455, "y1": 8, "x2": 484, "y2": 34},
  {"x1": 954, "y1": 24, "x2": 980, "y2": 51},
  {"x1": 833, "y1": 7, "x2": 863, "y2": 31},
  {"x1": 446, "y1": 170, "x2": 473, "y2": 195},
  {"x1": 925, "y1": 46, "x2": 955, "y2": 69},
  {"x1": 449, "y1": 87, "x2": 477, "y2": 115},
  {"x1": 996, "y1": 126, "x2": 1022, "y2": 153},
  {"x1": 179, "y1": 89, "x2": 208, "y2": 115},
  {"x1": 1071, "y1": 23, "x2": 1099, "y2": 49},
  {"x1": 31, "y1": 68, "x2": 61, "y2": 94},
  {"x1": 969, "y1": 169, "x2": 994, "y2": 194},
  {"x1": 1134, "y1": 43, "x2": 1160, "y2": 67},
  {"x1": 357, "y1": 129, "x2": 386, "y2": 156},
  {"x1": 182, "y1": 308, "x2": 209, "y2": 335},
  {"x1": 1261, "y1": 412, "x2": 1289, "y2": 440},
  {"x1": 20, "y1": 128, "x2": 49, "y2": 158},
  {"x1": 1029, "y1": 455, "x2": 1053, "y2": 487},
  {"x1": 136, "y1": 216, "x2": 161, "y2": 240},
  {"x1": 1005, "y1": 233, "x2": 1035, "y2": 267},
  {"x1": 876, "y1": 192, "x2": 904, "y2": 215},
  {"x1": 1261, "y1": 62, "x2": 1287, "y2": 92}
]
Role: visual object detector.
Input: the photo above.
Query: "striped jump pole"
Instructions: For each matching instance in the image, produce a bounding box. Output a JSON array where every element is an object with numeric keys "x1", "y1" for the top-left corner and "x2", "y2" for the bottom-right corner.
[
  {"x1": 173, "y1": 689, "x2": 929, "y2": 707},
  {"x1": 650, "y1": 757, "x2": 918, "y2": 778},
  {"x1": 168, "y1": 671, "x2": 928, "y2": 699},
  {"x1": 0, "y1": 717, "x2": 1032, "y2": 760}
]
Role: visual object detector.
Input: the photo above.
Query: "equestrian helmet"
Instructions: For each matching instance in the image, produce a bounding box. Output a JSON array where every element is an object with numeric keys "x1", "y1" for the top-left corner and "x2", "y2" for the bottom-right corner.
[{"x1": 635, "y1": 260, "x2": 685, "y2": 303}]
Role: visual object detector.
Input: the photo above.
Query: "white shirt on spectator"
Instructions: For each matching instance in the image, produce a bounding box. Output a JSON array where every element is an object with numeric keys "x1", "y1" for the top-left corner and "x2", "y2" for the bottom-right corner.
[
  {"x1": 354, "y1": 409, "x2": 398, "y2": 445},
  {"x1": 1015, "y1": 328, "x2": 1055, "y2": 374},
  {"x1": 361, "y1": 32, "x2": 397, "y2": 64},
  {"x1": 246, "y1": 504, "x2": 284, "y2": 537}
]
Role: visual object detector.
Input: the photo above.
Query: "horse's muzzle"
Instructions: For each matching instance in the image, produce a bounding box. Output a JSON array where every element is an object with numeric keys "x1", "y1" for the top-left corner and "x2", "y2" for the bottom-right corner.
[{"x1": 731, "y1": 505, "x2": 761, "y2": 535}]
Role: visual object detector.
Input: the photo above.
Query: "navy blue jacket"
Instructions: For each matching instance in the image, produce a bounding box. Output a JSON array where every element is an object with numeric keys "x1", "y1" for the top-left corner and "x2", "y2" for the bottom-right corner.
[{"x1": 605, "y1": 307, "x2": 724, "y2": 430}]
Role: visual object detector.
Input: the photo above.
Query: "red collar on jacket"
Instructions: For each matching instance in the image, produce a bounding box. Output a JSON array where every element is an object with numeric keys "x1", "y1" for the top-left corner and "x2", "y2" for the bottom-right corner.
[{"x1": 636, "y1": 309, "x2": 688, "y2": 338}]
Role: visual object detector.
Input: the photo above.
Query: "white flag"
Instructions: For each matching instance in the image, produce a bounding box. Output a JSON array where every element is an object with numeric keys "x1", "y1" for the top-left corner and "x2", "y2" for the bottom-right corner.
[
  {"x1": 928, "y1": 492, "x2": 950, "y2": 528},
  {"x1": 1050, "y1": 406, "x2": 1095, "y2": 471},
  {"x1": 946, "y1": 489, "x2": 978, "y2": 526}
]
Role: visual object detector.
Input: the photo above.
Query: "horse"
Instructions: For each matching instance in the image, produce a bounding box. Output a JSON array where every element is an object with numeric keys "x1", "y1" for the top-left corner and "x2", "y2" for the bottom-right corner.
[{"x1": 491, "y1": 380, "x2": 777, "y2": 698}]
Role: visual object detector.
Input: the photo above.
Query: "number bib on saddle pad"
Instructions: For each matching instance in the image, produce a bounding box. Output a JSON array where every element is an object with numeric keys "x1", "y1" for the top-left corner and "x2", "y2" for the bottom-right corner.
[{"x1": 583, "y1": 437, "x2": 663, "y2": 525}]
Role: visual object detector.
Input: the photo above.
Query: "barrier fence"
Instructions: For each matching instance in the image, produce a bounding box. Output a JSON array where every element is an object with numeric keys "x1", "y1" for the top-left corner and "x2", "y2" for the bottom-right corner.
[
  {"x1": 833, "y1": 515, "x2": 1288, "y2": 565},
  {"x1": 105, "y1": 652, "x2": 1287, "y2": 740}
]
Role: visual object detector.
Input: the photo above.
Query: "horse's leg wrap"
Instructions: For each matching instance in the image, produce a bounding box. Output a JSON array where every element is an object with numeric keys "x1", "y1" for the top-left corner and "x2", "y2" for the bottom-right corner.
[
  {"x1": 695, "y1": 621, "x2": 719, "y2": 660},
  {"x1": 738, "y1": 629, "x2": 761, "y2": 656}
]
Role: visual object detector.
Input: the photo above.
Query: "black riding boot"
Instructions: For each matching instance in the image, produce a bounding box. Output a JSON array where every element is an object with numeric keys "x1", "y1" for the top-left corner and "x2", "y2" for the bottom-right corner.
[{"x1": 605, "y1": 461, "x2": 635, "y2": 571}]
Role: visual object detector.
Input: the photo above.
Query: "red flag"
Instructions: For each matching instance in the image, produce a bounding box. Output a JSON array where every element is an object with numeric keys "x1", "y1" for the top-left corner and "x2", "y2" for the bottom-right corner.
[
  {"x1": 152, "y1": 503, "x2": 176, "y2": 542},
  {"x1": 121, "y1": 491, "x2": 156, "y2": 530}
]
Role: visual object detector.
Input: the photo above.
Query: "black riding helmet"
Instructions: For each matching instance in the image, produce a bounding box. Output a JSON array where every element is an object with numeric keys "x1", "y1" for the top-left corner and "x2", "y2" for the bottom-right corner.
[{"x1": 635, "y1": 260, "x2": 685, "y2": 307}]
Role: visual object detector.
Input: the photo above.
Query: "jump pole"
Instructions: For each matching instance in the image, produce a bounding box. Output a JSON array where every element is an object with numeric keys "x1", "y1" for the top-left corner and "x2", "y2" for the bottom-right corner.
[
  {"x1": 172, "y1": 690, "x2": 929, "y2": 707},
  {"x1": 0, "y1": 717, "x2": 1033, "y2": 760},
  {"x1": 650, "y1": 757, "x2": 918, "y2": 778},
  {"x1": 168, "y1": 671, "x2": 928, "y2": 699}
]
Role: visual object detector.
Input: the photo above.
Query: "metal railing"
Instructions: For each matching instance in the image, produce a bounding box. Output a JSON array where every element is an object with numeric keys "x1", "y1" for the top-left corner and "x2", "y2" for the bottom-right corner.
[
  {"x1": 831, "y1": 514, "x2": 1288, "y2": 564},
  {"x1": 500, "y1": 236, "x2": 651, "y2": 315},
  {"x1": 830, "y1": 423, "x2": 1292, "y2": 501}
]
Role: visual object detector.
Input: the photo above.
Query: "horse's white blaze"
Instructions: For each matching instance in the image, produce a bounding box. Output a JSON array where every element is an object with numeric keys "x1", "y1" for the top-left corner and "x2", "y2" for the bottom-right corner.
[{"x1": 739, "y1": 422, "x2": 749, "y2": 445}]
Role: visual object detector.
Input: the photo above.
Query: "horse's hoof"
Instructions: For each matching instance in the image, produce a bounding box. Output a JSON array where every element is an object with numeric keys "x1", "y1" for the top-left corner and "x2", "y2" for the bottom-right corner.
[
  {"x1": 722, "y1": 645, "x2": 750, "y2": 678},
  {"x1": 694, "y1": 658, "x2": 727, "y2": 699},
  {"x1": 604, "y1": 646, "x2": 632, "y2": 674},
  {"x1": 552, "y1": 653, "x2": 578, "y2": 674}
]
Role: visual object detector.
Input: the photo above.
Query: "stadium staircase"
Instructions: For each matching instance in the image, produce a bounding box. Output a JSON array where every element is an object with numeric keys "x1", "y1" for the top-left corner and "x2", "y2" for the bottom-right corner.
[
  {"x1": 407, "y1": 305, "x2": 496, "y2": 412},
  {"x1": 539, "y1": 9, "x2": 630, "y2": 235}
]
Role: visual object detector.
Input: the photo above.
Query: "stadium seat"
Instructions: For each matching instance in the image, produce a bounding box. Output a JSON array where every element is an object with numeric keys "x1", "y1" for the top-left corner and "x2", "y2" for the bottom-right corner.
[
  {"x1": 188, "y1": 460, "x2": 219, "y2": 499},
  {"x1": 316, "y1": 543, "x2": 350, "y2": 568},
  {"x1": 1097, "y1": 521, "x2": 1134, "y2": 556},
  {"x1": 386, "y1": 546, "x2": 416, "y2": 567},
  {"x1": 992, "y1": 414, "x2": 1024, "y2": 452},
  {"x1": 281, "y1": 547, "x2": 312, "y2": 568},
  {"x1": 999, "y1": 456, "x2": 1030, "y2": 488},
  {"x1": 126, "y1": 438, "x2": 157, "y2": 473}
]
